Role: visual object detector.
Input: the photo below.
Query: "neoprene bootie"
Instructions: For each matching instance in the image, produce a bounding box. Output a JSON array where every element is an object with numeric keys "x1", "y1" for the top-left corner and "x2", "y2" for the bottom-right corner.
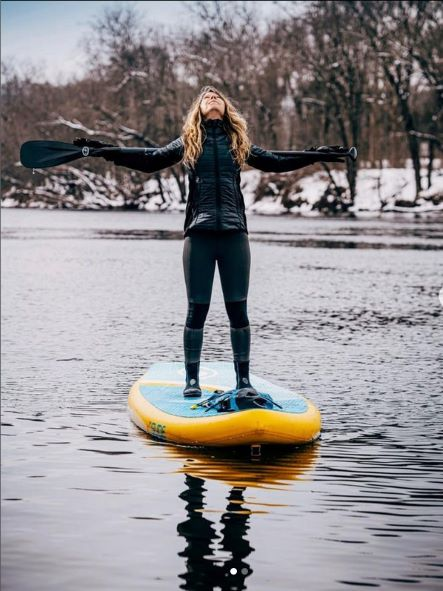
[
  {"x1": 183, "y1": 327, "x2": 203, "y2": 397},
  {"x1": 183, "y1": 361, "x2": 202, "y2": 398},
  {"x1": 234, "y1": 360, "x2": 256, "y2": 392}
]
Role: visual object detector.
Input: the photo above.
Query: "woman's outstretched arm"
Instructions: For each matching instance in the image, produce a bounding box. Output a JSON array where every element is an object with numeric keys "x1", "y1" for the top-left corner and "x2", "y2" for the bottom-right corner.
[
  {"x1": 73, "y1": 137, "x2": 184, "y2": 173},
  {"x1": 105, "y1": 137, "x2": 184, "y2": 173},
  {"x1": 246, "y1": 144, "x2": 343, "y2": 173}
]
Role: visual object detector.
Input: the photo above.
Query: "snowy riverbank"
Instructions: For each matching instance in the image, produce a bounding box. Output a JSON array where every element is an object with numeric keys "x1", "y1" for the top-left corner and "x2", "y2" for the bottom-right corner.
[{"x1": 2, "y1": 165, "x2": 442, "y2": 216}]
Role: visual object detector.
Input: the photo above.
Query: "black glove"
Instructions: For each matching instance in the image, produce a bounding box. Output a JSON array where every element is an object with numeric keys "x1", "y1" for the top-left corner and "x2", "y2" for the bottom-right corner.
[
  {"x1": 305, "y1": 145, "x2": 346, "y2": 152},
  {"x1": 73, "y1": 137, "x2": 116, "y2": 149},
  {"x1": 73, "y1": 137, "x2": 119, "y2": 160},
  {"x1": 305, "y1": 145, "x2": 347, "y2": 162}
]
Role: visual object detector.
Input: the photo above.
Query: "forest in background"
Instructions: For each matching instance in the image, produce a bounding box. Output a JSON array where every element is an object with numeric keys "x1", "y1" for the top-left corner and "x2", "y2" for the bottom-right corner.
[{"x1": 1, "y1": 0, "x2": 442, "y2": 213}]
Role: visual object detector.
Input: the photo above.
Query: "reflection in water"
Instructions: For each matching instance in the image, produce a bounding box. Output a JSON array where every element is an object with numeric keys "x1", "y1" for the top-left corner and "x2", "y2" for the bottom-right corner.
[
  {"x1": 251, "y1": 237, "x2": 441, "y2": 250},
  {"x1": 167, "y1": 444, "x2": 320, "y2": 489},
  {"x1": 3, "y1": 221, "x2": 442, "y2": 250},
  {"x1": 95, "y1": 229, "x2": 184, "y2": 240},
  {"x1": 88, "y1": 229, "x2": 443, "y2": 250},
  {"x1": 175, "y1": 446, "x2": 320, "y2": 589},
  {"x1": 177, "y1": 475, "x2": 253, "y2": 591},
  {"x1": 2, "y1": 210, "x2": 442, "y2": 590}
]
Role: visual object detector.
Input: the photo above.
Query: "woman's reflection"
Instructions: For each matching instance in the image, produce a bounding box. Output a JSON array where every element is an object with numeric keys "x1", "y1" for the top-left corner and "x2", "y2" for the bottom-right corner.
[{"x1": 177, "y1": 474, "x2": 253, "y2": 590}]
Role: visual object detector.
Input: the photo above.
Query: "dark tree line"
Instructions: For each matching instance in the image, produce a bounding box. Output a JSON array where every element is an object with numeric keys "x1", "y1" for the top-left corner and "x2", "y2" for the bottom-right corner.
[{"x1": 1, "y1": 1, "x2": 441, "y2": 210}]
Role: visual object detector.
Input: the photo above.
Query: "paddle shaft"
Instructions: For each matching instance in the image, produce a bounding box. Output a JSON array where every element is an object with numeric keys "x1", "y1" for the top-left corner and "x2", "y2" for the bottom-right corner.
[{"x1": 20, "y1": 140, "x2": 358, "y2": 169}]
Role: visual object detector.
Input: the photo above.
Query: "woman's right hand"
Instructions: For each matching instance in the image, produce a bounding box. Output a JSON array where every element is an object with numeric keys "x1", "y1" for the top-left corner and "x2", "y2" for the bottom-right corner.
[
  {"x1": 305, "y1": 145, "x2": 349, "y2": 162},
  {"x1": 73, "y1": 137, "x2": 115, "y2": 149},
  {"x1": 73, "y1": 137, "x2": 118, "y2": 160}
]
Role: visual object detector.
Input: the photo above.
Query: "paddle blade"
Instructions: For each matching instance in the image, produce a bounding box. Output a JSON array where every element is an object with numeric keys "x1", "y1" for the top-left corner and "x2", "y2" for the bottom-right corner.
[{"x1": 20, "y1": 140, "x2": 85, "y2": 169}]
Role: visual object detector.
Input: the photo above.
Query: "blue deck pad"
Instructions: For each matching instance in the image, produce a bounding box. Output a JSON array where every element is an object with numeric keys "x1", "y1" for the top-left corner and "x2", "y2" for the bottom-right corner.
[{"x1": 139, "y1": 362, "x2": 308, "y2": 417}]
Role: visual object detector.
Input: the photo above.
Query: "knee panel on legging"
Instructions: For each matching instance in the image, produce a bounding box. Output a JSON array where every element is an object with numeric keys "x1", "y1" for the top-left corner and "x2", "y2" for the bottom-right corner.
[
  {"x1": 186, "y1": 302, "x2": 210, "y2": 329},
  {"x1": 225, "y1": 299, "x2": 249, "y2": 329}
]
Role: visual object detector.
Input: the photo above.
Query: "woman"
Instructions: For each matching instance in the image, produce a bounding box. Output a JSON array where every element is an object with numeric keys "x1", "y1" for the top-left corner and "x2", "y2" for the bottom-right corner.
[{"x1": 74, "y1": 86, "x2": 344, "y2": 398}]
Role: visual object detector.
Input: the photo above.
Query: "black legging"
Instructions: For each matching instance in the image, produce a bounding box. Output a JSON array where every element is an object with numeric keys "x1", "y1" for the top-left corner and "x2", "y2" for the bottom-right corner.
[
  {"x1": 182, "y1": 231, "x2": 252, "y2": 387},
  {"x1": 183, "y1": 230, "x2": 250, "y2": 304}
]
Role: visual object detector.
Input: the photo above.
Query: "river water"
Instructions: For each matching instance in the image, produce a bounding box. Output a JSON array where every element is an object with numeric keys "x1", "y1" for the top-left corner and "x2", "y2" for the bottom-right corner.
[{"x1": 1, "y1": 209, "x2": 442, "y2": 591}]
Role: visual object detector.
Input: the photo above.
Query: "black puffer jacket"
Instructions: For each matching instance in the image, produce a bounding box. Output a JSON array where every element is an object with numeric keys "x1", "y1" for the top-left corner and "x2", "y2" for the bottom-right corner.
[{"x1": 107, "y1": 119, "x2": 337, "y2": 236}]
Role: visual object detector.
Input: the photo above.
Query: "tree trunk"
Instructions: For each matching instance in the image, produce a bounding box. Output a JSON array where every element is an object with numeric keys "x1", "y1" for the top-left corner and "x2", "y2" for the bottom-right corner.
[
  {"x1": 427, "y1": 139, "x2": 434, "y2": 190},
  {"x1": 399, "y1": 97, "x2": 422, "y2": 198}
]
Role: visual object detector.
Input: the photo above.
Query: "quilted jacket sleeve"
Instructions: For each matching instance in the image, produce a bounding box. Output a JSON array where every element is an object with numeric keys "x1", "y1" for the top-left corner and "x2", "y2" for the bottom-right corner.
[
  {"x1": 246, "y1": 144, "x2": 340, "y2": 173},
  {"x1": 105, "y1": 137, "x2": 184, "y2": 173}
]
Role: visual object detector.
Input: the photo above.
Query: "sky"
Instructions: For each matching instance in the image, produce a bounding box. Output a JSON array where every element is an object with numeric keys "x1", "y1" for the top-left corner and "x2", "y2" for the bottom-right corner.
[{"x1": 1, "y1": 1, "x2": 289, "y2": 85}]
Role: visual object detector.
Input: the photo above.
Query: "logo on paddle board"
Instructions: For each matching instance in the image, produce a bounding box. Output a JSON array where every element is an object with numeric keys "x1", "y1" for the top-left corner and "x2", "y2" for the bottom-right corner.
[
  {"x1": 148, "y1": 421, "x2": 166, "y2": 438},
  {"x1": 81, "y1": 147, "x2": 89, "y2": 157}
]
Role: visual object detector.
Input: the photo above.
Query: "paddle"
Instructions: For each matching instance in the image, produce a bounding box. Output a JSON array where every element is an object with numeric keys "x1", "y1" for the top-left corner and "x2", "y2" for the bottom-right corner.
[
  {"x1": 19, "y1": 140, "x2": 142, "y2": 169},
  {"x1": 272, "y1": 146, "x2": 358, "y2": 161},
  {"x1": 20, "y1": 140, "x2": 358, "y2": 170}
]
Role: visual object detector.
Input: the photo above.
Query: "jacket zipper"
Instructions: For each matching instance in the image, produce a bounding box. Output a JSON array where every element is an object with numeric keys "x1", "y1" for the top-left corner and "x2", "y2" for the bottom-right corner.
[
  {"x1": 212, "y1": 127, "x2": 221, "y2": 230},
  {"x1": 194, "y1": 176, "x2": 200, "y2": 218}
]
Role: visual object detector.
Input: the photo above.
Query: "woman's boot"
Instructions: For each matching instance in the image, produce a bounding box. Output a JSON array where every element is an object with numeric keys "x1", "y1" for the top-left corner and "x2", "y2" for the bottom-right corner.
[
  {"x1": 230, "y1": 325, "x2": 257, "y2": 393},
  {"x1": 183, "y1": 327, "x2": 203, "y2": 397},
  {"x1": 234, "y1": 360, "x2": 253, "y2": 389}
]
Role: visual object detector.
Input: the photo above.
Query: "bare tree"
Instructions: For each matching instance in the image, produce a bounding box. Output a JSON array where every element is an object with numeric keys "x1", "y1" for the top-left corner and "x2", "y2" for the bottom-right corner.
[
  {"x1": 2, "y1": 0, "x2": 440, "y2": 211},
  {"x1": 350, "y1": 0, "x2": 441, "y2": 199}
]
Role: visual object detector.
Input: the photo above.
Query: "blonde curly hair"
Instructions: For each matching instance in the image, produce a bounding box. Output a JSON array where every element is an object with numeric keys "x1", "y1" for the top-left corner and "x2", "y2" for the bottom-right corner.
[{"x1": 181, "y1": 85, "x2": 251, "y2": 169}]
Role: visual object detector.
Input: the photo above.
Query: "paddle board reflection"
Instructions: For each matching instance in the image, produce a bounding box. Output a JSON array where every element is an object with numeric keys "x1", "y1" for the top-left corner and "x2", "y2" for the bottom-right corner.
[{"x1": 169, "y1": 443, "x2": 319, "y2": 489}]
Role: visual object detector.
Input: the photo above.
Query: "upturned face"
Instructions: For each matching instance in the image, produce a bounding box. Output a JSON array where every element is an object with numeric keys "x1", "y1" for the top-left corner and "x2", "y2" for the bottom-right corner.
[{"x1": 200, "y1": 91, "x2": 226, "y2": 120}]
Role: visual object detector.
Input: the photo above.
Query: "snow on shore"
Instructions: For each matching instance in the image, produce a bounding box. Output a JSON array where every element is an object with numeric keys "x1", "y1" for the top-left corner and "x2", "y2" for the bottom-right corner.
[
  {"x1": 247, "y1": 166, "x2": 443, "y2": 215},
  {"x1": 2, "y1": 165, "x2": 442, "y2": 215}
]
